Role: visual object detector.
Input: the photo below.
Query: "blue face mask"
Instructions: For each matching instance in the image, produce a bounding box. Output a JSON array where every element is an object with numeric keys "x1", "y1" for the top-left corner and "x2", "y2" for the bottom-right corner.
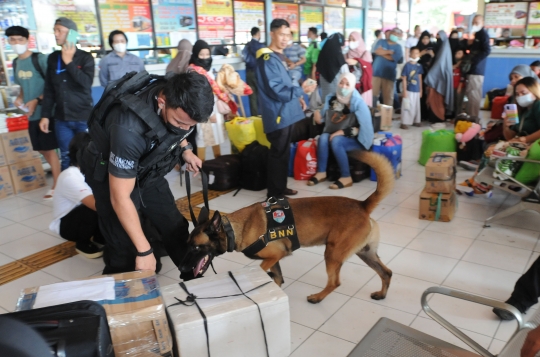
[
  {"x1": 389, "y1": 34, "x2": 399, "y2": 43},
  {"x1": 338, "y1": 87, "x2": 353, "y2": 97},
  {"x1": 308, "y1": 38, "x2": 313, "y2": 43}
]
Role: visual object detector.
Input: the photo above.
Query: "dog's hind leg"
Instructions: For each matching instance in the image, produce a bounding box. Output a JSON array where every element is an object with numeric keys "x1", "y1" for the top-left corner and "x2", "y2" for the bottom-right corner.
[
  {"x1": 357, "y1": 245, "x2": 392, "y2": 300},
  {"x1": 307, "y1": 244, "x2": 344, "y2": 304}
]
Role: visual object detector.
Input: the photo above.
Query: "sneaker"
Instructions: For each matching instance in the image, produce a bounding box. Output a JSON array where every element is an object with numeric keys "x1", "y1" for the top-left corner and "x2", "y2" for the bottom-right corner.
[
  {"x1": 76, "y1": 241, "x2": 103, "y2": 259},
  {"x1": 400, "y1": 124, "x2": 409, "y2": 129},
  {"x1": 492, "y1": 307, "x2": 515, "y2": 321}
]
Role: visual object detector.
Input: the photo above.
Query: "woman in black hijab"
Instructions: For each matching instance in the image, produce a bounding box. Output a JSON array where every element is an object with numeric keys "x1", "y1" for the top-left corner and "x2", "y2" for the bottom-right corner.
[
  {"x1": 317, "y1": 33, "x2": 347, "y2": 100},
  {"x1": 449, "y1": 30, "x2": 461, "y2": 55},
  {"x1": 189, "y1": 40, "x2": 213, "y2": 71},
  {"x1": 416, "y1": 30, "x2": 435, "y2": 119}
]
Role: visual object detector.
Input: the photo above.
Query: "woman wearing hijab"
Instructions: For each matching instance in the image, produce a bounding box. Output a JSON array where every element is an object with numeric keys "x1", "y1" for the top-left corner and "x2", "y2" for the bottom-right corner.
[
  {"x1": 449, "y1": 30, "x2": 461, "y2": 56},
  {"x1": 345, "y1": 31, "x2": 373, "y2": 106},
  {"x1": 425, "y1": 30, "x2": 454, "y2": 122},
  {"x1": 308, "y1": 73, "x2": 373, "y2": 189},
  {"x1": 417, "y1": 30, "x2": 435, "y2": 118},
  {"x1": 316, "y1": 33, "x2": 349, "y2": 100},
  {"x1": 188, "y1": 40, "x2": 233, "y2": 160},
  {"x1": 166, "y1": 39, "x2": 192, "y2": 74}
]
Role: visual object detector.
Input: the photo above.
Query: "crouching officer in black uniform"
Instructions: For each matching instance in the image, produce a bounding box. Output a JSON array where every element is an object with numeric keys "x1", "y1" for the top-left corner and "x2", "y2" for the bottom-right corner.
[{"x1": 81, "y1": 71, "x2": 214, "y2": 277}]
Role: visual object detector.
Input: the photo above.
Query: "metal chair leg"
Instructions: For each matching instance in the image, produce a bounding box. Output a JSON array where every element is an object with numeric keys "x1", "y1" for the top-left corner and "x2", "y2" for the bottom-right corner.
[{"x1": 484, "y1": 202, "x2": 531, "y2": 227}]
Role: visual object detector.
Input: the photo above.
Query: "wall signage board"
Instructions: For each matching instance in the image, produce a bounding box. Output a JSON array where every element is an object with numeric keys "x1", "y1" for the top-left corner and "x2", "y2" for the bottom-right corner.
[
  {"x1": 152, "y1": 0, "x2": 196, "y2": 47},
  {"x1": 234, "y1": 1, "x2": 265, "y2": 44},
  {"x1": 99, "y1": 0, "x2": 153, "y2": 49},
  {"x1": 196, "y1": 0, "x2": 234, "y2": 44},
  {"x1": 348, "y1": 0, "x2": 362, "y2": 8},
  {"x1": 272, "y1": 3, "x2": 299, "y2": 41},
  {"x1": 485, "y1": 2, "x2": 527, "y2": 29},
  {"x1": 300, "y1": 5, "x2": 323, "y2": 37},
  {"x1": 528, "y1": 2, "x2": 540, "y2": 36},
  {"x1": 324, "y1": 6, "x2": 344, "y2": 35},
  {"x1": 345, "y1": 7, "x2": 363, "y2": 37}
]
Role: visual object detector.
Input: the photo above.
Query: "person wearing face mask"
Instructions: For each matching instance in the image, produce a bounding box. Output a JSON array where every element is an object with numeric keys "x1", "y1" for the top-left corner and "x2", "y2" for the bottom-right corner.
[
  {"x1": 99, "y1": 30, "x2": 145, "y2": 87},
  {"x1": 307, "y1": 73, "x2": 373, "y2": 189},
  {"x1": 503, "y1": 77, "x2": 540, "y2": 144},
  {"x1": 7, "y1": 26, "x2": 60, "y2": 201},
  {"x1": 463, "y1": 14, "x2": 491, "y2": 118},
  {"x1": 400, "y1": 47, "x2": 423, "y2": 129},
  {"x1": 304, "y1": 27, "x2": 320, "y2": 80},
  {"x1": 372, "y1": 28, "x2": 404, "y2": 108},
  {"x1": 283, "y1": 31, "x2": 306, "y2": 86},
  {"x1": 188, "y1": 40, "x2": 234, "y2": 161},
  {"x1": 345, "y1": 31, "x2": 373, "y2": 105},
  {"x1": 80, "y1": 71, "x2": 214, "y2": 276}
]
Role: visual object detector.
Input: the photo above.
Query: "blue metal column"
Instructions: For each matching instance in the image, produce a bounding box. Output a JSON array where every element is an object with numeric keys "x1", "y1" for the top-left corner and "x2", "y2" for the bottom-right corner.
[{"x1": 265, "y1": 0, "x2": 273, "y2": 46}]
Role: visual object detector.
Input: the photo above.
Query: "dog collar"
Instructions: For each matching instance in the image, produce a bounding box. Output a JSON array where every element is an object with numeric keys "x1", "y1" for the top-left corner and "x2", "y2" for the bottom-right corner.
[{"x1": 221, "y1": 216, "x2": 236, "y2": 253}]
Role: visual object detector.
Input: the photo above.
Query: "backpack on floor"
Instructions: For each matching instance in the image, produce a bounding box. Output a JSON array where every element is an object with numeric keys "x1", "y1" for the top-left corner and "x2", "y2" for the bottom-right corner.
[
  {"x1": 202, "y1": 154, "x2": 242, "y2": 191},
  {"x1": 239, "y1": 141, "x2": 268, "y2": 191}
]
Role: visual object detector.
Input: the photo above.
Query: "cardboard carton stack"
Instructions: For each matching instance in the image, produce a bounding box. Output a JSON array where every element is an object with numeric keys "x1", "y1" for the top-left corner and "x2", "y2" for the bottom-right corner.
[
  {"x1": 0, "y1": 129, "x2": 45, "y2": 199},
  {"x1": 419, "y1": 152, "x2": 457, "y2": 222}
]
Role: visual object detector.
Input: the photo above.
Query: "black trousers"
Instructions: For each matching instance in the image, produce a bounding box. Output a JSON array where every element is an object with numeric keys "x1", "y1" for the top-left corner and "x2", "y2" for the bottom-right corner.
[
  {"x1": 508, "y1": 255, "x2": 540, "y2": 312},
  {"x1": 86, "y1": 175, "x2": 189, "y2": 274},
  {"x1": 59, "y1": 204, "x2": 104, "y2": 245},
  {"x1": 246, "y1": 70, "x2": 259, "y2": 117},
  {"x1": 265, "y1": 124, "x2": 293, "y2": 198}
]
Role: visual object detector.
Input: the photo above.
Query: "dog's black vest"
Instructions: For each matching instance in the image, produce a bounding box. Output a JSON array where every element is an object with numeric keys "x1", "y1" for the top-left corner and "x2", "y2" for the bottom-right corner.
[{"x1": 242, "y1": 197, "x2": 300, "y2": 258}]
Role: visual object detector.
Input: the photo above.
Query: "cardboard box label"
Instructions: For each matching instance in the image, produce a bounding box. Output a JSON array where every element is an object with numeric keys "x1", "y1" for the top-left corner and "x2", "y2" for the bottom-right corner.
[
  {"x1": 425, "y1": 152, "x2": 456, "y2": 181},
  {"x1": 1, "y1": 130, "x2": 40, "y2": 164},
  {"x1": 0, "y1": 166, "x2": 14, "y2": 200},
  {"x1": 419, "y1": 190, "x2": 456, "y2": 222},
  {"x1": 9, "y1": 158, "x2": 46, "y2": 194}
]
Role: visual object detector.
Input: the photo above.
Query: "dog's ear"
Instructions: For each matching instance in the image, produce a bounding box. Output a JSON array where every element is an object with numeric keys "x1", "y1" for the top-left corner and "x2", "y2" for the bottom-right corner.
[
  {"x1": 198, "y1": 207, "x2": 210, "y2": 225},
  {"x1": 210, "y1": 210, "x2": 222, "y2": 232}
]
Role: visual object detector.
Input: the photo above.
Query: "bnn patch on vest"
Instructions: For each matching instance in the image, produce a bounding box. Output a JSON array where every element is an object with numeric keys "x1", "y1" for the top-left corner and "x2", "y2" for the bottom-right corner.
[{"x1": 268, "y1": 227, "x2": 296, "y2": 241}]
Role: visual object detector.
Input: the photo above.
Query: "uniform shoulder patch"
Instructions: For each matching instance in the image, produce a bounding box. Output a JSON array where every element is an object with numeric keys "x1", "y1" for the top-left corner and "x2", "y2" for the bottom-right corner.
[{"x1": 263, "y1": 53, "x2": 270, "y2": 61}]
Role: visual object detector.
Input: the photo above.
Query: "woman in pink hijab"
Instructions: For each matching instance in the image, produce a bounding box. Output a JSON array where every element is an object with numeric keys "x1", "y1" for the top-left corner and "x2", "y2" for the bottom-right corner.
[{"x1": 345, "y1": 31, "x2": 373, "y2": 106}]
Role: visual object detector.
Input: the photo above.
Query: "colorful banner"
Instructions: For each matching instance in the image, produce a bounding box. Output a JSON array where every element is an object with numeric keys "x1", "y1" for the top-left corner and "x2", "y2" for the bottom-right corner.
[
  {"x1": 485, "y1": 2, "x2": 527, "y2": 29},
  {"x1": 234, "y1": 1, "x2": 265, "y2": 44},
  {"x1": 197, "y1": 0, "x2": 234, "y2": 44},
  {"x1": 528, "y1": 2, "x2": 540, "y2": 36},
  {"x1": 300, "y1": 5, "x2": 323, "y2": 37},
  {"x1": 271, "y1": 3, "x2": 299, "y2": 41},
  {"x1": 326, "y1": 0, "x2": 343, "y2": 6},
  {"x1": 152, "y1": 0, "x2": 196, "y2": 47},
  {"x1": 324, "y1": 7, "x2": 344, "y2": 35},
  {"x1": 345, "y1": 7, "x2": 362, "y2": 37}
]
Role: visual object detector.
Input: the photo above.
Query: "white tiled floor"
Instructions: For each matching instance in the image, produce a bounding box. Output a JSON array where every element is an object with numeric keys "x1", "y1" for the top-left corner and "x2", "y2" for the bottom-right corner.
[{"x1": 0, "y1": 120, "x2": 539, "y2": 356}]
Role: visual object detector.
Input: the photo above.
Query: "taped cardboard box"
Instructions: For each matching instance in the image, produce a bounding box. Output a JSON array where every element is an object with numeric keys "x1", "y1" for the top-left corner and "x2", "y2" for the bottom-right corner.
[
  {"x1": 0, "y1": 140, "x2": 6, "y2": 166},
  {"x1": 425, "y1": 152, "x2": 456, "y2": 181},
  {"x1": 419, "y1": 189, "x2": 456, "y2": 222},
  {"x1": 162, "y1": 266, "x2": 290, "y2": 357},
  {"x1": 0, "y1": 130, "x2": 40, "y2": 164},
  {"x1": 0, "y1": 165, "x2": 14, "y2": 200},
  {"x1": 16, "y1": 271, "x2": 172, "y2": 357},
  {"x1": 9, "y1": 158, "x2": 46, "y2": 194},
  {"x1": 425, "y1": 177, "x2": 456, "y2": 194},
  {"x1": 379, "y1": 104, "x2": 393, "y2": 131}
]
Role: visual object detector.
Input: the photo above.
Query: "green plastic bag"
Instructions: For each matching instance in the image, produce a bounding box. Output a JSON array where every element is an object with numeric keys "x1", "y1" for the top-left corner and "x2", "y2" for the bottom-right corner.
[
  {"x1": 419, "y1": 129, "x2": 457, "y2": 166},
  {"x1": 515, "y1": 139, "x2": 540, "y2": 185}
]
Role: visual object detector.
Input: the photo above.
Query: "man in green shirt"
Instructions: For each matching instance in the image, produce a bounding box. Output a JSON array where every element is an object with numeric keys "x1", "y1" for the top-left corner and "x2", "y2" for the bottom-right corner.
[
  {"x1": 304, "y1": 27, "x2": 320, "y2": 79},
  {"x1": 8, "y1": 26, "x2": 60, "y2": 200}
]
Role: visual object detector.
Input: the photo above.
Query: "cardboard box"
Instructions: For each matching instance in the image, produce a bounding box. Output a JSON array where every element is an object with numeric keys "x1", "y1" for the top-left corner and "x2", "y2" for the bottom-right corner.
[
  {"x1": 0, "y1": 141, "x2": 6, "y2": 166},
  {"x1": 16, "y1": 271, "x2": 172, "y2": 357},
  {"x1": 419, "y1": 189, "x2": 456, "y2": 222},
  {"x1": 425, "y1": 152, "x2": 457, "y2": 181},
  {"x1": 0, "y1": 166, "x2": 14, "y2": 200},
  {"x1": 9, "y1": 158, "x2": 46, "y2": 194},
  {"x1": 379, "y1": 104, "x2": 393, "y2": 131},
  {"x1": 0, "y1": 130, "x2": 40, "y2": 165},
  {"x1": 162, "y1": 266, "x2": 291, "y2": 357},
  {"x1": 425, "y1": 177, "x2": 456, "y2": 194}
]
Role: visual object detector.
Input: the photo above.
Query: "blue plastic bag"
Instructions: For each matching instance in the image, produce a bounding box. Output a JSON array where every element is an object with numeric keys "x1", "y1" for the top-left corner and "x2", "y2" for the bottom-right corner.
[{"x1": 371, "y1": 133, "x2": 402, "y2": 181}]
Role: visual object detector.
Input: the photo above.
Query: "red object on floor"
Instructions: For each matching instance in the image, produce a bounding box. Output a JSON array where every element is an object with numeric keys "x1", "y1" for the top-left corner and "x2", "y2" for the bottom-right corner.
[
  {"x1": 294, "y1": 139, "x2": 318, "y2": 180},
  {"x1": 491, "y1": 96, "x2": 509, "y2": 120},
  {"x1": 7, "y1": 115, "x2": 29, "y2": 131}
]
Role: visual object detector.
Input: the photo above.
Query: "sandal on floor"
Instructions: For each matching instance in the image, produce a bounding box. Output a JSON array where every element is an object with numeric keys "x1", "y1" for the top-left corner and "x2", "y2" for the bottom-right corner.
[
  {"x1": 329, "y1": 180, "x2": 353, "y2": 190},
  {"x1": 43, "y1": 189, "x2": 54, "y2": 201},
  {"x1": 307, "y1": 176, "x2": 326, "y2": 186},
  {"x1": 283, "y1": 188, "x2": 298, "y2": 196}
]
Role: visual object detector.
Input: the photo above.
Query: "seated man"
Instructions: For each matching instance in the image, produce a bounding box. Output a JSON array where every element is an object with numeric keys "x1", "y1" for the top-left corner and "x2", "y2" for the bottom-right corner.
[{"x1": 49, "y1": 132, "x2": 104, "y2": 258}]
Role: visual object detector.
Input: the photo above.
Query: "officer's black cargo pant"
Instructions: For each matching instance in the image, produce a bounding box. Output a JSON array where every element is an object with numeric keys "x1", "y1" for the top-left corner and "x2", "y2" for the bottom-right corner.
[{"x1": 507, "y1": 255, "x2": 540, "y2": 313}]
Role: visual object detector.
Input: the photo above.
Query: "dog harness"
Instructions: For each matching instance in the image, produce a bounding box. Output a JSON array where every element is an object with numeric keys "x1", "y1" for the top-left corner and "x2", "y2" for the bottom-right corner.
[{"x1": 242, "y1": 196, "x2": 300, "y2": 258}]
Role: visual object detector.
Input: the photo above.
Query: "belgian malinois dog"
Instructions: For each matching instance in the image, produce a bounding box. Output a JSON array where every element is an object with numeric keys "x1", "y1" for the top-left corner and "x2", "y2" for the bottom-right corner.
[{"x1": 180, "y1": 151, "x2": 395, "y2": 303}]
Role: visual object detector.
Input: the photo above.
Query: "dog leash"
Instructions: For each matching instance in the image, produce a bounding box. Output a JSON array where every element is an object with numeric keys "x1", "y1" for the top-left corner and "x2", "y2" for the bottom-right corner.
[
  {"x1": 184, "y1": 166, "x2": 210, "y2": 226},
  {"x1": 168, "y1": 271, "x2": 271, "y2": 357}
]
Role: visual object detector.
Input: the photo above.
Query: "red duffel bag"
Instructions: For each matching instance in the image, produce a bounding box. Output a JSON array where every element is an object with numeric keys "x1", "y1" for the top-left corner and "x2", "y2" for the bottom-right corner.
[{"x1": 294, "y1": 139, "x2": 318, "y2": 180}]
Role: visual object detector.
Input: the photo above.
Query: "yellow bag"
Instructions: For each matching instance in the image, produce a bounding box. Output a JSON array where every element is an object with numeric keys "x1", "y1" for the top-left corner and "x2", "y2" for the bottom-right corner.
[
  {"x1": 225, "y1": 117, "x2": 256, "y2": 152},
  {"x1": 251, "y1": 116, "x2": 271, "y2": 148}
]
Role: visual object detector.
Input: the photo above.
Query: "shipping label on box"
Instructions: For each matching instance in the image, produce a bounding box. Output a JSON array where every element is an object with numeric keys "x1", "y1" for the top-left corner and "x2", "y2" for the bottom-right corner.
[
  {"x1": 162, "y1": 266, "x2": 291, "y2": 357},
  {"x1": 419, "y1": 189, "x2": 456, "y2": 222},
  {"x1": 0, "y1": 130, "x2": 40, "y2": 164},
  {"x1": 425, "y1": 152, "x2": 457, "y2": 181},
  {"x1": 9, "y1": 158, "x2": 46, "y2": 194},
  {"x1": 0, "y1": 166, "x2": 14, "y2": 200}
]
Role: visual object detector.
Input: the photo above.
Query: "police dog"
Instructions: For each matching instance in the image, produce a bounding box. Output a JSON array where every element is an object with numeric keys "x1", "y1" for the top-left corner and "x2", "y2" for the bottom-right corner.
[{"x1": 180, "y1": 151, "x2": 395, "y2": 303}]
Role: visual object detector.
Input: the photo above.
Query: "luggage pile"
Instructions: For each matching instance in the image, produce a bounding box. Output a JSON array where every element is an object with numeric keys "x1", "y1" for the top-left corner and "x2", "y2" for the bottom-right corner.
[{"x1": 419, "y1": 152, "x2": 457, "y2": 222}]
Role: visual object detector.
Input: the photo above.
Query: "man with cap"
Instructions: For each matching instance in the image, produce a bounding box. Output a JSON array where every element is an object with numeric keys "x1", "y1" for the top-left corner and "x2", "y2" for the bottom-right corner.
[{"x1": 40, "y1": 17, "x2": 95, "y2": 170}]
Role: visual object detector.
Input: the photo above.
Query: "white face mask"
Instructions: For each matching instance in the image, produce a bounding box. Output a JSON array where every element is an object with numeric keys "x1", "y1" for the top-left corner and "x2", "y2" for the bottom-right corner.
[
  {"x1": 516, "y1": 93, "x2": 535, "y2": 108},
  {"x1": 13, "y1": 43, "x2": 27, "y2": 55},
  {"x1": 113, "y1": 43, "x2": 127, "y2": 53},
  {"x1": 470, "y1": 25, "x2": 482, "y2": 34},
  {"x1": 410, "y1": 57, "x2": 419, "y2": 62},
  {"x1": 349, "y1": 41, "x2": 359, "y2": 50}
]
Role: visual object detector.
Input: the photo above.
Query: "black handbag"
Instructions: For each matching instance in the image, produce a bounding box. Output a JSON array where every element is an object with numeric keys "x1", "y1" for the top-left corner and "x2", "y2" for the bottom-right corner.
[
  {"x1": 6, "y1": 301, "x2": 115, "y2": 357},
  {"x1": 323, "y1": 110, "x2": 358, "y2": 134}
]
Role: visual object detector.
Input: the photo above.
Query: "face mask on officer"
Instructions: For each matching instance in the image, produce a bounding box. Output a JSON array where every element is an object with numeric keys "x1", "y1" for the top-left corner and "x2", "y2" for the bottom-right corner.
[{"x1": 158, "y1": 105, "x2": 193, "y2": 138}]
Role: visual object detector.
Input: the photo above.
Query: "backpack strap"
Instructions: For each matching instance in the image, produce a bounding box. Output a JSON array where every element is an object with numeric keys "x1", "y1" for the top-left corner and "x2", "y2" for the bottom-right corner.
[
  {"x1": 31, "y1": 53, "x2": 45, "y2": 79},
  {"x1": 12, "y1": 58, "x2": 17, "y2": 80}
]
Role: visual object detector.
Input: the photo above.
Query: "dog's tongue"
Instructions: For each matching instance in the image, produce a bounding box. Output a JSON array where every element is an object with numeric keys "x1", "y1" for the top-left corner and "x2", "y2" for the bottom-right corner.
[{"x1": 193, "y1": 255, "x2": 209, "y2": 277}]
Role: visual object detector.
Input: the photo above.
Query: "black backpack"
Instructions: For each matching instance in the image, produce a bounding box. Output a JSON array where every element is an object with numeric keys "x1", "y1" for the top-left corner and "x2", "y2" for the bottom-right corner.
[
  {"x1": 238, "y1": 141, "x2": 268, "y2": 192},
  {"x1": 13, "y1": 52, "x2": 45, "y2": 80}
]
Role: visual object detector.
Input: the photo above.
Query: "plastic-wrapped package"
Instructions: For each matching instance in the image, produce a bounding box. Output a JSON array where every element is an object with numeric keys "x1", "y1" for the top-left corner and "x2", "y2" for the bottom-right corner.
[
  {"x1": 16, "y1": 271, "x2": 173, "y2": 357},
  {"x1": 162, "y1": 266, "x2": 290, "y2": 357}
]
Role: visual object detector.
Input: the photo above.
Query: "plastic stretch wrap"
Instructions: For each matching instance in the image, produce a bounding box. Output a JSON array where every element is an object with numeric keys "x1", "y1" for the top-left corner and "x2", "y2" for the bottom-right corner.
[{"x1": 162, "y1": 266, "x2": 290, "y2": 357}]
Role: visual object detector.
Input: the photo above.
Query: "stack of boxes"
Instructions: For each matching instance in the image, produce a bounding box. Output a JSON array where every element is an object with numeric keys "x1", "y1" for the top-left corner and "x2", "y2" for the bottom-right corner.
[
  {"x1": 0, "y1": 125, "x2": 46, "y2": 200},
  {"x1": 419, "y1": 152, "x2": 457, "y2": 222}
]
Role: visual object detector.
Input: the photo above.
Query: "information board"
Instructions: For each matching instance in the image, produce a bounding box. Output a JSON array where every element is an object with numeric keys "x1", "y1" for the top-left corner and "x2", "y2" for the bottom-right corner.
[
  {"x1": 272, "y1": 3, "x2": 299, "y2": 41},
  {"x1": 348, "y1": 0, "x2": 362, "y2": 8},
  {"x1": 152, "y1": 0, "x2": 196, "y2": 47},
  {"x1": 485, "y1": 2, "x2": 527, "y2": 29},
  {"x1": 366, "y1": 9, "x2": 382, "y2": 49},
  {"x1": 0, "y1": 0, "x2": 36, "y2": 31},
  {"x1": 528, "y1": 2, "x2": 540, "y2": 36},
  {"x1": 324, "y1": 6, "x2": 344, "y2": 35},
  {"x1": 300, "y1": 5, "x2": 323, "y2": 40},
  {"x1": 234, "y1": 1, "x2": 265, "y2": 44},
  {"x1": 345, "y1": 7, "x2": 362, "y2": 37},
  {"x1": 326, "y1": 0, "x2": 343, "y2": 6},
  {"x1": 99, "y1": 0, "x2": 153, "y2": 49},
  {"x1": 197, "y1": 0, "x2": 234, "y2": 44}
]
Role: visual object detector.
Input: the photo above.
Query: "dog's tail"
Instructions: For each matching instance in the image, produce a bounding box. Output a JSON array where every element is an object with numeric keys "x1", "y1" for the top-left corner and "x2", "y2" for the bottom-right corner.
[{"x1": 348, "y1": 151, "x2": 395, "y2": 214}]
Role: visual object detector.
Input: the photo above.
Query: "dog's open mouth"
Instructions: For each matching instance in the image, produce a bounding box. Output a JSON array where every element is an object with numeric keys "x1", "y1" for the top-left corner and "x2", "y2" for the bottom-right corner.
[{"x1": 193, "y1": 254, "x2": 212, "y2": 277}]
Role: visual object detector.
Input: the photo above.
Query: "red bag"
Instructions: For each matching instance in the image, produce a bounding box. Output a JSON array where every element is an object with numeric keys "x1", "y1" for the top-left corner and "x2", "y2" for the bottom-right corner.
[
  {"x1": 491, "y1": 96, "x2": 509, "y2": 120},
  {"x1": 294, "y1": 139, "x2": 317, "y2": 180},
  {"x1": 351, "y1": 57, "x2": 373, "y2": 93}
]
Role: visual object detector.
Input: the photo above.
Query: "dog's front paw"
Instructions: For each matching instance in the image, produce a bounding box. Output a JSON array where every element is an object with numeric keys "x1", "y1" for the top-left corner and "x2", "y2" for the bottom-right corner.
[
  {"x1": 370, "y1": 291, "x2": 386, "y2": 300},
  {"x1": 307, "y1": 294, "x2": 323, "y2": 304}
]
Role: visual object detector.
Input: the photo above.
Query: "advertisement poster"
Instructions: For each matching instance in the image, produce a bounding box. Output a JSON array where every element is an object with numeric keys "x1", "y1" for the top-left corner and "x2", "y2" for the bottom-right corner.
[
  {"x1": 324, "y1": 7, "x2": 344, "y2": 35},
  {"x1": 99, "y1": 0, "x2": 153, "y2": 48},
  {"x1": 0, "y1": 0, "x2": 36, "y2": 31},
  {"x1": 485, "y1": 2, "x2": 527, "y2": 29},
  {"x1": 528, "y1": 2, "x2": 540, "y2": 36},
  {"x1": 366, "y1": 9, "x2": 382, "y2": 49},
  {"x1": 234, "y1": 1, "x2": 265, "y2": 44},
  {"x1": 272, "y1": 3, "x2": 299, "y2": 40},
  {"x1": 300, "y1": 5, "x2": 323, "y2": 38},
  {"x1": 348, "y1": 0, "x2": 362, "y2": 8},
  {"x1": 197, "y1": 0, "x2": 234, "y2": 44},
  {"x1": 304, "y1": 0, "x2": 322, "y2": 4},
  {"x1": 326, "y1": 0, "x2": 343, "y2": 6},
  {"x1": 152, "y1": 0, "x2": 196, "y2": 47},
  {"x1": 345, "y1": 7, "x2": 362, "y2": 37}
]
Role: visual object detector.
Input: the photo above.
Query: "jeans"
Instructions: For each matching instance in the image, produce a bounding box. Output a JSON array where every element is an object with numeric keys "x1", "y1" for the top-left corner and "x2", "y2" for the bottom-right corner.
[
  {"x1": 317, "y1": 133, "x2": 363, "y2": 177},
  {"x1": 56, "y1": 120, "x2": 88, "y2": 170}
]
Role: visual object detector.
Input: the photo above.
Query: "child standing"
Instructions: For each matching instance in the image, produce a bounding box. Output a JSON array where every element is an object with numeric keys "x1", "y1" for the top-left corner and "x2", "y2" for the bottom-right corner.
[
  {"x1": 400, "y1": 47, "x2": 423, "y2": 129},
  {"x1": 453, "y1": 48, "x2": 467, "y2": 116}
]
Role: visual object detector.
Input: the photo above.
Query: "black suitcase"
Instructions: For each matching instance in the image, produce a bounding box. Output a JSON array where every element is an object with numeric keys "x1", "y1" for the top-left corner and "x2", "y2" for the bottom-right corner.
[
  {"x1": 327, "y1": 152, "x2": 370, "y2": 183},
  {"x1": 201, "y1": 155, "x2": 241, "y2": 191},
  {"x1": 5, "y1": 300, "x2": 114, "y2": 357},
  {"x1": 240, "y1": 141, "x2": 268, "y2": 191},
  {"x1": 370, "y1": 107, "x2": 381, "y2": 133}
]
